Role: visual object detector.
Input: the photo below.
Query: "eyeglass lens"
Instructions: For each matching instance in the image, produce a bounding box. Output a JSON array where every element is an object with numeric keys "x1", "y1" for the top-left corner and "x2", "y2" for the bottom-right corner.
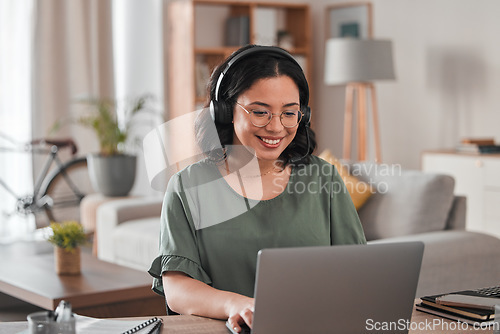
[
  {"x1": 237, "y1": 103, "x2": 302, "y2": 128},
  {"x1": 251, "y1": 110, "x2": 301, "y2": 127}
]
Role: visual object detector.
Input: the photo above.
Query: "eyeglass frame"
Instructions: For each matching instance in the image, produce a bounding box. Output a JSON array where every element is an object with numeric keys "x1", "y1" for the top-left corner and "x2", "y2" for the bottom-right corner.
[{"x1": 235, "y1": 102, "x2": 303, "y2": 128}]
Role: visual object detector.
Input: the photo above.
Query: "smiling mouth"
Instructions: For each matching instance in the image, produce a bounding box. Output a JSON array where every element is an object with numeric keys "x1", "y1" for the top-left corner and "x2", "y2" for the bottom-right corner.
[{"x1": 259, "y1": 137, "x2": 282, "y2": 145}]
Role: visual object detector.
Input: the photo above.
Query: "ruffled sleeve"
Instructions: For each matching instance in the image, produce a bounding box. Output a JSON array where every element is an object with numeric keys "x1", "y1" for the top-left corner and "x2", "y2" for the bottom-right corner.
[
  {"x1": 148, "y1": 173, "x2": 212, "y2": 296},
  {"x1": 149, "y1": 254, "x2": 212, "y2": 296}
]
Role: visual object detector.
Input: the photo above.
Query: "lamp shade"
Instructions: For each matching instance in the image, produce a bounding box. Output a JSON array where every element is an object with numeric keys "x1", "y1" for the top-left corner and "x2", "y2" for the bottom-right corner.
[{"x1": 324, "y1": 38, "x2": 395, "y2": 85}]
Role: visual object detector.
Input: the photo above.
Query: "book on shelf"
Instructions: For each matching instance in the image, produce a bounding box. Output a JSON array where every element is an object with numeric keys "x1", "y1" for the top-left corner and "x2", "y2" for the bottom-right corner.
[
  {"x1": 456, "y1": 143, "x2": 500, "y2": 154},
  {"x1": 225, "y1": 15, "x2": 249, "y2": 46},
  {"x1": 461, "y1": 137, "x2": 495, "y2": 146},
  {"x1": 456, "y1": 137, "x2": 500, "y2": 154}
]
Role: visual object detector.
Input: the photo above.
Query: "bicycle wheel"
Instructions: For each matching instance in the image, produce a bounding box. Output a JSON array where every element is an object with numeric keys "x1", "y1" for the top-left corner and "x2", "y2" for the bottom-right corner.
[{"x1": 40, "y1": 157, "x2": 94, "y2": 225}]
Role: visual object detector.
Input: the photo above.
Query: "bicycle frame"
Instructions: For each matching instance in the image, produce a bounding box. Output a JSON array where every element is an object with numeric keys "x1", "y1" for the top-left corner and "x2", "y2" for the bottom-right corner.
[{"x1": 0, "y1": 142, "x2": 82, "y2": 216}]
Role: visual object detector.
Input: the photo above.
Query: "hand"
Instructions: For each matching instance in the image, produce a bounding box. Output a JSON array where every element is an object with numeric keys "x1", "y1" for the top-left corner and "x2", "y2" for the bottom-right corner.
[{"x1": 226, "y1": 296, "x2": 254, "y2": 333}]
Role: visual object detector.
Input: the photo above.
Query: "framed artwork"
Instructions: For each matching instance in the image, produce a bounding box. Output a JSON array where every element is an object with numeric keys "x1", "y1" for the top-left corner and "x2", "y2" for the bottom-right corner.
[{"x1": 326, "y1": 2, "x2": 373, "y2": 39}]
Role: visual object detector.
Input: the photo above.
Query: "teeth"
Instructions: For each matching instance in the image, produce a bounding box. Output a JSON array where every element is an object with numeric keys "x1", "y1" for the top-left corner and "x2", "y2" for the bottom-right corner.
[{"x1": 261, "y1": 137, "x2": 281, "y2": 145}]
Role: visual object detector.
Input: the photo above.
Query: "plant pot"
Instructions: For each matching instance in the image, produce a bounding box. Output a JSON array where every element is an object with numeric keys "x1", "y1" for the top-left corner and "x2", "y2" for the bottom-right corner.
[
  {"x1": 55, "y1": 246, "x2": 81, "y2": 275},
  {"x1": 87, "y1": 154, "x2": 137, "y2": 197}
]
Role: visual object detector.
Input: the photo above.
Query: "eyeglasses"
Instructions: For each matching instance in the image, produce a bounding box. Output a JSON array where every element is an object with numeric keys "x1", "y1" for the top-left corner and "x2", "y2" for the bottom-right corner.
[{"x1": 236, "y1": 102, "x2": 303, "y2": 128}]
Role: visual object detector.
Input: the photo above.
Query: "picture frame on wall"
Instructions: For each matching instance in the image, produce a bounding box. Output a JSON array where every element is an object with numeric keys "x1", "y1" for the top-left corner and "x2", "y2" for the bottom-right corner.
[{"x1": 326, "y1": 2, "x2": 373, "y2": 39}]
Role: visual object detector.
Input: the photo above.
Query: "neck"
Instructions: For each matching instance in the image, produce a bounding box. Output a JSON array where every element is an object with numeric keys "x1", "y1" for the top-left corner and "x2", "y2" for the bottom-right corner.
[{"x1": 258, "y1": 159, "x2": 282, "y2": 175}]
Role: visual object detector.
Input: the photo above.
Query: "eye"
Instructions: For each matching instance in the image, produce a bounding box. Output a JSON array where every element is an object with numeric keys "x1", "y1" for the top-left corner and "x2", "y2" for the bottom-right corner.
[
  {"x1": 282, "y1": 110, "x2": 299, "y2": 118},
  {"x1": 251, "y1": 110, "x2": 270, "y2": 118}
]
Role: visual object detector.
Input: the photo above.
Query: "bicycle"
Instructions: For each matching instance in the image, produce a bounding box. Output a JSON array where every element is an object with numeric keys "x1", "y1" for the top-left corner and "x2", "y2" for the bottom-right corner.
[{"x1": 0, "y1": 132, "x2": 93, "y2": 228}]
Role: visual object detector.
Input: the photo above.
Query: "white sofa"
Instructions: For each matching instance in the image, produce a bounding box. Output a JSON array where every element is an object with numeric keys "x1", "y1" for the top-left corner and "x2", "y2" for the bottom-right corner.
[
  {"x1": 95, "y1": 166, "x2": 500, "y2": 297},
  {"x1": 97, "y1": 197, "x2": 162, "y2": 271}
]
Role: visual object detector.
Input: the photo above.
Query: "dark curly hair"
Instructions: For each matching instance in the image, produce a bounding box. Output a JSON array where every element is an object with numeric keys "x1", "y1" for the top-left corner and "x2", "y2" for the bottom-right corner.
[{"x1": 195, "y1": 44, "x2": 316, "y2": 166}]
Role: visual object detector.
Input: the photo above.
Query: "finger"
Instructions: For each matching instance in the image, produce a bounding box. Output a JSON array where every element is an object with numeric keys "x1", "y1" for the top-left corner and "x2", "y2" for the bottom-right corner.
[
  {"x1": 240, "y1": 307, "x2": 254, "y2": 328},
  {"x1": 227, "y1": 315, "x2": 242, "y2": 333}
]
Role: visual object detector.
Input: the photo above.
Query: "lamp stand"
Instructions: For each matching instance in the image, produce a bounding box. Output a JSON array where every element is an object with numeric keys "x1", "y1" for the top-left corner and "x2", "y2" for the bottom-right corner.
[{"x1": 342, "y1": 82, "x2": 382, "y2": 162}]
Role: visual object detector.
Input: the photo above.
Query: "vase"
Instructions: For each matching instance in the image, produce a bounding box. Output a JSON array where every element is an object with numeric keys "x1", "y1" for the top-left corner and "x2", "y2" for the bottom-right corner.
[
  {"x1": 55, "y1": 246, "x2": 81, "y2": 275},
  {"x1": 87, "y1": 153, "x2": 137, "y2": 197}
]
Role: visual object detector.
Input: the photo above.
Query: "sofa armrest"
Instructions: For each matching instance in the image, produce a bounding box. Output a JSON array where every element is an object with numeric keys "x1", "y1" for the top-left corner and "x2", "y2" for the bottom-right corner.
[
  {"x1": 444, "y1": 195, "x2": 466, "y2": 230},
  {"x1": 96, "y1": 196, "x2": 163, "y2": 262}
]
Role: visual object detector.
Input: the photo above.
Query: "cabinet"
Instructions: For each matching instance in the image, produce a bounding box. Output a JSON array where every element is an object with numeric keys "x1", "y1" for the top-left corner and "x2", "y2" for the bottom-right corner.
[
  {"x1": 421, "y1": 150, "x2": 500, "y2": 238},
  {"x1": 167, "y1": 0, "x2": 312, "y2": 120}
]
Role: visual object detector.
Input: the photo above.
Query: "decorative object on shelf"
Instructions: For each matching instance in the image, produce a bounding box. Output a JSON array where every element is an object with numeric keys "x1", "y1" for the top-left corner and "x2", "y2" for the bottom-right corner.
[
  {"x1": 52, "y1": 94, "x2": 157, "y2": 197},
  {"x1": 254, "y1": 6, "x2": 278, "y2": 45},
  {"x1": 47, "y1": 221, "x2": 87, "y2": 275},
  {"x1": 277, "y1": 30, "x2": 294, "y2": 49},
  {"x1": 326, "y1": 2, "x2": 373, "y2": 39},
  {"x1": 324, "y1": 2, "x2": 395, "y2": 162}
]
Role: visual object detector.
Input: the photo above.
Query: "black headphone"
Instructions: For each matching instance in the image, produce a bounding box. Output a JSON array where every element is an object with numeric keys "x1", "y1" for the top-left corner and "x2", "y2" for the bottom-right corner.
[{"x1": 209, "y1": 46, "x2": 311, "y2": 128}]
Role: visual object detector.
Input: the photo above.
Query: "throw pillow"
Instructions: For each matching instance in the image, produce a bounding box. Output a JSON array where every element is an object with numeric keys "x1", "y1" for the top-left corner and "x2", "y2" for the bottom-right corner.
[{"x1": 318, "y1": 150, "x2": 373, "y2": 210}]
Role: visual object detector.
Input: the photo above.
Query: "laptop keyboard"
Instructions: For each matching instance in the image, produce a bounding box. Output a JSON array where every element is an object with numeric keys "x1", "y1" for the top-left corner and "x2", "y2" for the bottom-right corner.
[{"x1": 470, "y1": 285, "x2": 500, "y2": 298}]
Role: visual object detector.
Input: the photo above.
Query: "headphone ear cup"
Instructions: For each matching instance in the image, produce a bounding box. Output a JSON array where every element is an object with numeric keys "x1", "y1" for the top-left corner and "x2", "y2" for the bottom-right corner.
[
  {"x1": 302, "y1": 106, "x2": 311, "y2": 127},
  {"x1": 210, "y1": 100, "x2": 233, "y2": 124}
]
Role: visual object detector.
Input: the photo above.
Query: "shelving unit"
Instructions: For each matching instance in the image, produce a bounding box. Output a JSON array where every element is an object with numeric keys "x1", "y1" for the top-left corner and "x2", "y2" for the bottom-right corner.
[{"x1": 168, "y1": 0, "x2": 312, "y2": 120}]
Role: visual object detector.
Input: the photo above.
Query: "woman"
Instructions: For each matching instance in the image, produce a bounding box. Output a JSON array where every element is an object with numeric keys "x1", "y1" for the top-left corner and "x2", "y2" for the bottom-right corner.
[{"x1": 149, "y1": 45, "x2": 366, "y2": 332}]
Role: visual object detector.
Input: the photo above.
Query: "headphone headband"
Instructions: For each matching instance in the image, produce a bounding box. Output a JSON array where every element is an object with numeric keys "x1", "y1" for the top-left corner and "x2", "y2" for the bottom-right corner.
[
  {"x1": 214, "y1": 46, "x2": 304, "y2": 102},
  {"x1": 210, "y1": 45, "x2": 311, "y2": 127}
]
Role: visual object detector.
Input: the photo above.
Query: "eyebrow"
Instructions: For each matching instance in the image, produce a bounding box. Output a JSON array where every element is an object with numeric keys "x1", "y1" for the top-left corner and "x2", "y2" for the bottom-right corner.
[{"x1": 247, "y1": 101, "x2": 300, "y2": 108}]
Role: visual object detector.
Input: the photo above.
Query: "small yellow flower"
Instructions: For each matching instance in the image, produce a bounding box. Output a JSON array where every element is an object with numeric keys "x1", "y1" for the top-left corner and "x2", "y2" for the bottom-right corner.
[{"x1": 47, "y1": 221, "x2": 87, "y2": 252}]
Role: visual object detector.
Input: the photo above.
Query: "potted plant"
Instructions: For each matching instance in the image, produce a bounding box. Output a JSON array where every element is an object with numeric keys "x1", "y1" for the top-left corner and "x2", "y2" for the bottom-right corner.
[
  {"x1": 54, "y1": 94, "x2": 156, "y2": 196},
  {"x1": 47, "y1": 221, "x2": 87, "y2": 275}
]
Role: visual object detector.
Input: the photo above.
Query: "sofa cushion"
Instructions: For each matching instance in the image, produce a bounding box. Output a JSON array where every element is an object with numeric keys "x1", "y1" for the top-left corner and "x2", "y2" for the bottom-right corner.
[
  {"x1": 111, "y1": 217, "x2": 161, "y2": 271},
  {"x1": 369, "y1": 231, "x2": 500, "y2": 297},
  {"x1": 318, "y1": 150, "x2": 373, "y2": 210},
  {"x1": 350, "y1": 162, "x2": 455, "y2": 241}
]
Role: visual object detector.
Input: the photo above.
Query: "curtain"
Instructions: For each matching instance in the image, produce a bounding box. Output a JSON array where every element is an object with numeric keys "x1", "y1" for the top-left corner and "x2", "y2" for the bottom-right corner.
[
  {"x1": 0, "y1": 0, "x2": 115, "y2": 240},
  {"x1": 33, "y1": 0, "x2": 114, "y2": 154},
  {"x1": 0, "y1": 0, "x2": 36, "y2": 241}
]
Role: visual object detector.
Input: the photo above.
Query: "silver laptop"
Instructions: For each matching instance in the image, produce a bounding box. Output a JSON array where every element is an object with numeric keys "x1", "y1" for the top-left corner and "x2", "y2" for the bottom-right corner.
[{"x1": 240, "y1": 242, "x2": 424, "y2": 334}]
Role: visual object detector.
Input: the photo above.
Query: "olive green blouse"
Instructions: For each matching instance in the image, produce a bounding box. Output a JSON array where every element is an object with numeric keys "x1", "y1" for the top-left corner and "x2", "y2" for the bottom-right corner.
[{"x1": 148, "y1": 155, "x2": 366, "y2": 298}]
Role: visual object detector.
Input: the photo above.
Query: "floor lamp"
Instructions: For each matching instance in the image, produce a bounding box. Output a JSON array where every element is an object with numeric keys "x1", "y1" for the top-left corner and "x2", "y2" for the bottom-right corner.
[{"x1": 324, "y1": 38, "x2": 395, "y2": 162}]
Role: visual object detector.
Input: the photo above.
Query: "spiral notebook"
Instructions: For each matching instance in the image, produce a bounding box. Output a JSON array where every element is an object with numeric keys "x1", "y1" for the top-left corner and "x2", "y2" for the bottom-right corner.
[{"x1": 121, "y1": 317, "x2": 163, "y2": 334}]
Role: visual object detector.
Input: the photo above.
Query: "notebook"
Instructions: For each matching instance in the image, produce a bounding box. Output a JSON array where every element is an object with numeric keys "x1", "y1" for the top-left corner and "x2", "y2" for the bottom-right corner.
[
  {"x1": 230, "y1": 242, "x2": 424, "y2": 334},
  {"x1": 417, "y1": 285, "x2": 500, "y2": 323}
]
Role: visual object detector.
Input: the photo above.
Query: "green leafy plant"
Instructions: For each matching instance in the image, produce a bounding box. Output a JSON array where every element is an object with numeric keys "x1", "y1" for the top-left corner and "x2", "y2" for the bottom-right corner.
[
  {"x1": 51, "y1": 94, "x2": 156, "y2": 156},
  {"x1": 47, "y1": 221, "x2": 87, "y2": 252}
]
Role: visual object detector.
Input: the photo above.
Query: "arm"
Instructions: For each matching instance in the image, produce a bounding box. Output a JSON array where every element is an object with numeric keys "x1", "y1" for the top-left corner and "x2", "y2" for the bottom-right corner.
[{"x1": 163, "y1": 271, "x2": 254, "y2": 331}]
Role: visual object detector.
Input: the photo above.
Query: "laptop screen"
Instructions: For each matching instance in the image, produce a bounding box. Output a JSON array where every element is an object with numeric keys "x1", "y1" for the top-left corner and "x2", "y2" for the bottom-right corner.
[{"x1": 252, "y1": 242, "x2": 424, "y2": 334}]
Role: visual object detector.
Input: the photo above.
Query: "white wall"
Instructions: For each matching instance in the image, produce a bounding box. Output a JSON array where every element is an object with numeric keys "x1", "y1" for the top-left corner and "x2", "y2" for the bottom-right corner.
[{"x1": 311, "y1": 0, "x2": 500, "y2": 169}]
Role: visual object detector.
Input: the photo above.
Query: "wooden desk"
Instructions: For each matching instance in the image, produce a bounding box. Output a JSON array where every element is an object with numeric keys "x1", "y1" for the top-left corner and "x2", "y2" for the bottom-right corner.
[
  {"x1": 0, "y1": 241, "x2": 165, "y2": 318},
  {"x1": 0, "y1": 307, "x2": 495, "y2": 333}
]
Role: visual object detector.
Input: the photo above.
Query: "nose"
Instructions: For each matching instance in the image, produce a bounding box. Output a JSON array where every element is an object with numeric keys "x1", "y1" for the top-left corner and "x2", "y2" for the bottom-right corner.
[{"x1": 265, "y1": 113, "x2": 284, "y2": 132}]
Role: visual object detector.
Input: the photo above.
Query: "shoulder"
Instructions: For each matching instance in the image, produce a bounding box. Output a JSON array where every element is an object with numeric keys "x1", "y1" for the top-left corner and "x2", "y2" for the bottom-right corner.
[
  {"x1": 293, "y1": 155, "x2": 338, "y2": 177},
  {"x1": 166, "y1": 159, "x2": 218, "y2": 192}
]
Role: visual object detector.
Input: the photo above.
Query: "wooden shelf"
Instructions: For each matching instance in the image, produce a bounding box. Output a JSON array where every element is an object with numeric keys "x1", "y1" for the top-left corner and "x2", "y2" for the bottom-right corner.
[{"x1": 168, "y1": 0, "x2": 312, "y2": 118}]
